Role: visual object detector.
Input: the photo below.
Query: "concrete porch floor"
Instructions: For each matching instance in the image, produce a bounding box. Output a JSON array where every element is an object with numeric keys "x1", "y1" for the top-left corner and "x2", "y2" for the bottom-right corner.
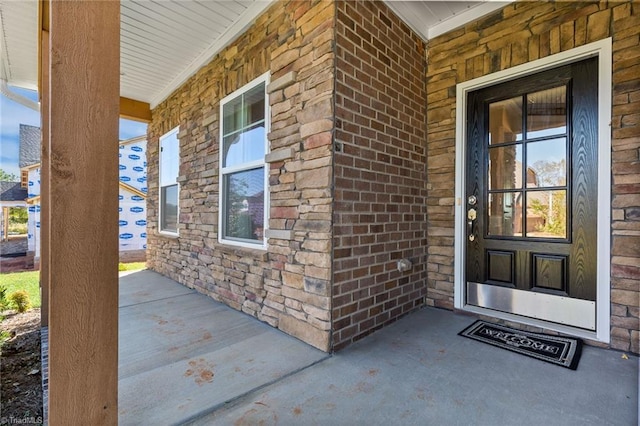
[{"x1": 119, "y1": 270, "x2": 638, "y2": 425}]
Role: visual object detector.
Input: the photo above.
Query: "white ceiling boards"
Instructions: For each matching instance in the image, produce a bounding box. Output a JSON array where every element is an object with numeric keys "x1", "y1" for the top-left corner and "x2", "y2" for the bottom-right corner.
[{"x1": 0, "y1": 0, "x2": 511, "y2": 107}]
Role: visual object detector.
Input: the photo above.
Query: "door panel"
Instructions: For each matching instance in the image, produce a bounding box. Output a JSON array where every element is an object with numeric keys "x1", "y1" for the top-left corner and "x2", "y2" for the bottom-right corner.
[{"x1": 465, "y1": 58, "x2": 598, "y2": 329}]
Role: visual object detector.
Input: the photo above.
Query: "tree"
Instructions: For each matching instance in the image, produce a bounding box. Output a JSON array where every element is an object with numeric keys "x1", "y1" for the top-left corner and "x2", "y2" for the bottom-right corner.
[{"x1": 0, "y1": 169, "x2": 19, "y2": 182}]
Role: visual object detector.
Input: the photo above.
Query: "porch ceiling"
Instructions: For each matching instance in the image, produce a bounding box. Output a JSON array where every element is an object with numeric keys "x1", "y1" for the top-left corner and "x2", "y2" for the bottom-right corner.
[{"x1": 0, "y1": 0, "x2": 511, "y2": 109}]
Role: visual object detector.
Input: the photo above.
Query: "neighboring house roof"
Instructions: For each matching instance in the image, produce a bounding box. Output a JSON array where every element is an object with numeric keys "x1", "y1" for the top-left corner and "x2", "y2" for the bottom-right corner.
[
  {"x1": 119, "y1": 182, "x2": 147, "y2": 199},
  {"x1": 19, "y1": 124, "x2": 41, "y2": 168},
  {"x1": 0, "y1": 182, "x2": 27, "y2": 202}
]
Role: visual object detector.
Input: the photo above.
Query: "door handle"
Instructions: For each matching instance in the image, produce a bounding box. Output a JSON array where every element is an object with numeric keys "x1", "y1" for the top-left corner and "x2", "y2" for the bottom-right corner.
[{"x1": 467, "y1": 208, "x2": 477, "y2": 241}]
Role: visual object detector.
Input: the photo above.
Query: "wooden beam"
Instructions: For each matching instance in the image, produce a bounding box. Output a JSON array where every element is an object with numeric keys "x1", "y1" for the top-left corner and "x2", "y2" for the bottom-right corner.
[
  {"x1": 120, "y1": 97, "x2": 152, "y2": 123},
  {"x1": 37, "y1": 1, "x2": 48, "y2": 98},
  {"x1": 48, "y1": 1, "x2": 119, "y2": 423}
]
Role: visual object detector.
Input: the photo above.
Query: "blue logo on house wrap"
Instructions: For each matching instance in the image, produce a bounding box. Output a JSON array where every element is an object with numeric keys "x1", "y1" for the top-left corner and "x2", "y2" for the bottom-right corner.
[
  {"x1": 120, "y1": 176, "x2": 131, "y2": 182},
  {"x1": 119, "y1": 145, "x2": 124, "y2": 149},
  {"x1": 29, "y1": 206, "x2": 36, "y2": 213},
  {"x1": 141, "y1": 187, "x2": 147, "y2": 193},
  {"x1": 28, "y1": 181, "x2": 33, "y2": 186},
  {"x1": 35, "y1": 205, "x2": 40, "y2": 212},
  {"x1": 137, "y1": 177, "x2": 147, "y2": 183},
  {"x1": 143, "y1": 161, "x2": 147, "y2": 167},
  {"x1": 131, "y1": 195, "x2": 144, "y2": 201},
  {"x1": 119, "y1": 220, "x2": 128, "y2": 227},
  {"x1": 135, "y1": 220, "x2": 146, "y2": 226},
  {"x1": 119, "y1": 207, "x2": 123, "y2": 212},
  {"x1": 119, "y1": 165, "x2": 126, "y2": 170},
  {"x1": 36, "y1": 222, "x2": 40, "y2": 228},
  {"x1": 140, "y1": 232, "x2": 147, "y2": 238},
  {"x1": 131, "y1": 146, "x2": 143, "y2": 152},
  {"x1": 119, "y1": 233, "x2": 133, "y2": 239},
  {"x1": 128, "y1": 154, "x2": 140, "y2": 160},
  {"x1": 130, "y1": 207, "x2": 144, "y2": 213},
  {"x1": 119, "y1": 153, "x2": 122, "y2": 158},
  {"x1": 143, "y1": 244, "x2": 147, "y2": 249},
  {"x1": 118, "y1": 195, "x2": 124, "y2": 200},
  {"x1": 133, "y1": 166, "x2": 144, "y2": 172}
]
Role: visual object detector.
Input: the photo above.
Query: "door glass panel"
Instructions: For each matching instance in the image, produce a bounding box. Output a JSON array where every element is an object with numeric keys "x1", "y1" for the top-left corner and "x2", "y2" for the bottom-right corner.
[
  {"x1": 487, "y1": 192, "x2": 522, "y2": 237},
  {"x1": 489, "y1": 97, "x2": 522, "y2": 144},
  {"x1": 526, "y1": 86, "x2": 566, "y2": 139},
  {"x1": 526, "y1": 138, "x2": 567, "y2": 188},
  {"x1": 488, "y1": 144, "x2": 523, "y2": 190},
  {"x1": 526, "y1": 190, "x2": 566, "y2": 238}
]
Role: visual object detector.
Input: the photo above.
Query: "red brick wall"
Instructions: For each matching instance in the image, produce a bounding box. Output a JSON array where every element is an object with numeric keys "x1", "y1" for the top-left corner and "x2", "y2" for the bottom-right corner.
[
  {"x1": 333, "y1": 0, "x2": 428, "y2": 350},
  {"x1": 426, "y1": 1, "x2": 640, "y2": 353}
]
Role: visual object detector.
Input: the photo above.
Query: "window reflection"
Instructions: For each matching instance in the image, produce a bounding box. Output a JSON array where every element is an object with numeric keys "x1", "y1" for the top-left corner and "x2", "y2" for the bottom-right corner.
[
  {"x1": 488, "y1": 144, "x2": 522, "y2": 190},
  {"x1": 527, "y1": 86, "x2": 566, "y2": 139},
  {"x1": 526, "y1": 139, "x2": 567, "y2": 188},
  {"x1": 488, "y1": 192, "x2": 522, "y2": 237},
  {"x1": 224, "y1": 168, "x2": 264, "y2": 241},
  {"x1": 161, "y1": 185, "x2": 178, "y2": 233},
  {"x1": 485, "y1": 85, "x2": 569, "y2": 240},
  {"x1": 526, "y1": 190, "x2": 566, "y2": 238},
  {"x1": 489, "y1": 97, "x2": 522, "y2": 144}
]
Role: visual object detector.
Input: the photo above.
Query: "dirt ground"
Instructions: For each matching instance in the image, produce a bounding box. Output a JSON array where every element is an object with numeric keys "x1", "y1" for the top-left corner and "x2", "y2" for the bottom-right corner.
[{"x1": 0, "y1": 309, "x2": 43, "y2": 425}]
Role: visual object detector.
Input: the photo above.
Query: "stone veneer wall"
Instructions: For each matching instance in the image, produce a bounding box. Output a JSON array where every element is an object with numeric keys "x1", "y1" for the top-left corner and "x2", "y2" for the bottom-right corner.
[
  {"x1": 146, "y1": 0, "x2": 335, "y2": 351},
  {"x1": 332, "y1": 0, "x2": 428, "y2": 350},
  {"x1": 425, "y1": 1, "x2": 640, "y2": 353}
]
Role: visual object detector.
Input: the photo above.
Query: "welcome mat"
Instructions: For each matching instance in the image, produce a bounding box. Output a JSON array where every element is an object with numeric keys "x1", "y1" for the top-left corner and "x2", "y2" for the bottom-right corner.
[{"x1": 459, "y1": 320, "x2": 583, "y2": 370}]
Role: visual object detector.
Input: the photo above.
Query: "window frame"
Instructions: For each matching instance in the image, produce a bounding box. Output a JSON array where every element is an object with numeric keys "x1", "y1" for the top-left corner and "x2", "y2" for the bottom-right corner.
[
  {"x1": 159, "y1": 126, "x2": 180, "y2": 236},
  {"x1": 218, "y1": 72, "x2": 270, "y2": 249}
]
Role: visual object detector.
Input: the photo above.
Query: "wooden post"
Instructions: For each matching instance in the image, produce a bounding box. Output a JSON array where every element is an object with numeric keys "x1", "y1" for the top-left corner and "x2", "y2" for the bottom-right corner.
[
  {"x1": 40, "y1": 27, "x2": 49, "y2": 328},
  {"x1": 2, "y1": 207, "x2": 8, "y2": 242},
  {"x1": 48, "y1": 1, "x2": 120, "y2": 423}
]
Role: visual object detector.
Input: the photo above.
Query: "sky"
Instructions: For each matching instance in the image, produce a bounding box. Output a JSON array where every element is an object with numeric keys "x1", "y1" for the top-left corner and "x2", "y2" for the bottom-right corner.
[{"x1": 0, "y1": 86, "x2": 147, "y2": 179}]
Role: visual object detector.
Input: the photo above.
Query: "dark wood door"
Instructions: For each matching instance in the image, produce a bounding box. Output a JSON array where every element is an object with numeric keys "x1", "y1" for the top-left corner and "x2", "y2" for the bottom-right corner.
[{"x1": 465, "y1": 58, "x2": 598, "y2": 329}]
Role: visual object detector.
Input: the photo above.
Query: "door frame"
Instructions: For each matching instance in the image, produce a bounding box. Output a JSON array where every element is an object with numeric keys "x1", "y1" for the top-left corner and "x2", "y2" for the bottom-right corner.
[{"x1": 453, "y1": 38, "x2": 612, "y2": 344}]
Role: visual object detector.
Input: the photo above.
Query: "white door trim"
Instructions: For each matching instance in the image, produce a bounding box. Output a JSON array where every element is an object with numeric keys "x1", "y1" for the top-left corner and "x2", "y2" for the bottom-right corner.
[{"x1": 453, "y1": 38, "x2": 612, "y2": 343}]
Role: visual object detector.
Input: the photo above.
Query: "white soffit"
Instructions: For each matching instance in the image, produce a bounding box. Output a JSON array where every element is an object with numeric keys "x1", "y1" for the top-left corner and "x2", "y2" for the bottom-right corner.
[
  {"x1": 0, "y1": 0, "x2": 39, "y2": 90},
  {"x1": 1, "y1": 1, "x2": 513, "y2": 108},
  {"x1": 385, "y1": 0, "x2": 513, "y2": 41},
  {"x1": 122, "y1": 0, "x2": 274, "y2": 108}
]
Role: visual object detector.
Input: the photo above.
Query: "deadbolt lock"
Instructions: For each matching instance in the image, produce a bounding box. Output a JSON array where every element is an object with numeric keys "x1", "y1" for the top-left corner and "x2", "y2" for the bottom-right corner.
[
  {"x1": 468, "y1": 195, "x2": 477, "y2": 206},
  {"x1": 467, "y1": 208, "x2": 477, "y2": 221}
]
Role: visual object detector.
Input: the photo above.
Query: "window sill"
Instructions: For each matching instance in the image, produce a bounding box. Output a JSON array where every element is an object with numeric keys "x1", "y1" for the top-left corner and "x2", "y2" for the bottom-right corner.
[
  {"x1": 216, "y1": 242, "x2": 268, "y2": 261},
  {"x1": 158, "y1": 231, "x2": 179, "y2": 239}
]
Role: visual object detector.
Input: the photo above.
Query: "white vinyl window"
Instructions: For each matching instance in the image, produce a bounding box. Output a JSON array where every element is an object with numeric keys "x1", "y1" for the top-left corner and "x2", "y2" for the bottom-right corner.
[
  {"x1": 159, "y1": 127, "x2": 179, "y2": 235},
  {"x1": 219, "y1": 73, "x2": 269, "y2": 248}
]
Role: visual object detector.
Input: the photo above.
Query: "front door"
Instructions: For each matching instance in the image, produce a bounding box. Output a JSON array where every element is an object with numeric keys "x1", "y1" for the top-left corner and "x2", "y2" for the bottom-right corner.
[{"x1": 465, "y1": 58, "x2": 598, "y2": 330}]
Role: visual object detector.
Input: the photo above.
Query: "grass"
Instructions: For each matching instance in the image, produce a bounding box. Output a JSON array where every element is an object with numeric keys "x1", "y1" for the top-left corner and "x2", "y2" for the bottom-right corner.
[
  {"x1": 118, "y1": 262, "x2": 146, "y2": 272},
  {"x1": 0, "y1": 262, "x2": 146, "y2": 311},
  {"x1": 1, "y1": 270, "x2": 41, "y2": 309}
]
